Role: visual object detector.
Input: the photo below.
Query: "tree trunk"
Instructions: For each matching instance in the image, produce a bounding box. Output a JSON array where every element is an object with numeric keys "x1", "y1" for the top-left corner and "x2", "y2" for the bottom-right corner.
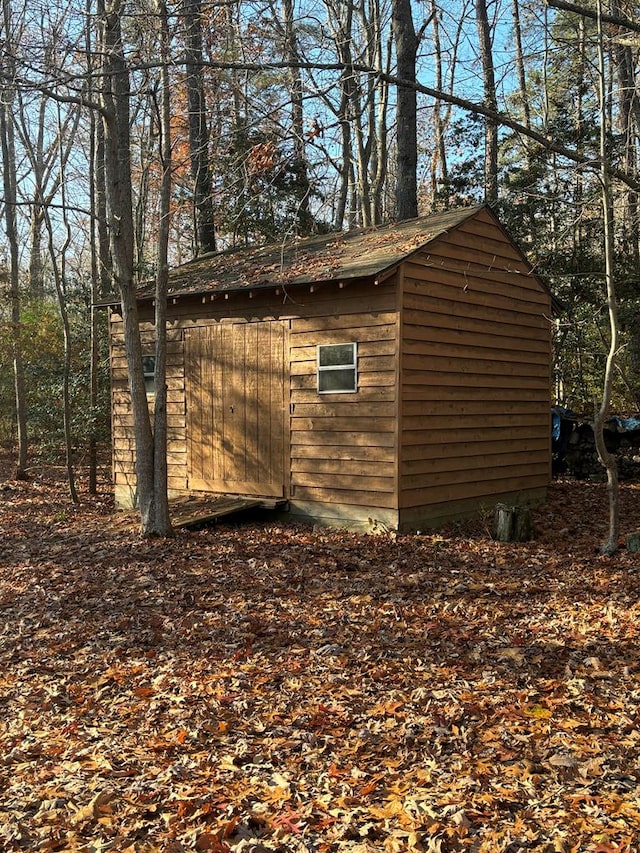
[
  {"x1": 89, "y1": 108, "x2": 100, "y2": 495},
  {"x1": 16, "y1": 40, "x2": 83, "y2": 501},
  {"x1": 0, "y1": 0, "x2": 28, "y2": 479},
  {"x1": 511, "y1": 0, "x2": 530, "y2": 131},
  {"x1": 88, "y1": 9, "x2": 99, "y2": 493},
  {"x1": 88, "y1": 16, "x2": 111, "y2": 493},
  {"x1": 100, "y1": 0, "x2": 163, "y2": 535},
  {"x1": 95, "y1": 113, "x2": 111, "y2": 296},
  {"x1": 44, "y1": 160, "x2": 79, "y2": 504},
  {"x1": 611, "y1": 0, "x2": 640, "y2": 267},
  {"x1": 572, "y1": 17, "x2": 586, "y2": 258},
  {"x1": 392, "y1": 0, "x2": 418, "y2": 220},
  {"x1": 281, "y1": 0, "x2": 311, "y2": 231},
  {"x1": 25, "y1": 96, "x2": 47, "y2": 300},
  {"x1": 181, "y1": 0, "x2": 216, "y2": 255},
  {"x1": 320, "y1": 0, "x2": 390, "y2": 228},
  {"x1": 333, "y1": 0, "x2": 372, "y2": 226},
  {"x1": 475, "y1": 0, "x2": 498, "y2": 204},
  {"x1": 331, "y1": 0, "x2": 355, "y2": 229},
  {"x1": 152, "y1": 0, "x2": 173, "y2": 536},
  {"x1": 429, "y1": 0, "x2": 449, "y2": 205},
  {"x1": 593, "y1": 0, "x2": 620, "y2": 556},
  {"x1": 29, "y1": 204, "x2": 45, "y2": 300},
  {"x1": 369, "y1": 2, "x2": 390, "y2": 225}
]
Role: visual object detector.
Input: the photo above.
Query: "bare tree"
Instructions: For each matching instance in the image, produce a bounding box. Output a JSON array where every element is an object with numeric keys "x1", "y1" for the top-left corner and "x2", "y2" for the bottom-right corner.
[
  {"x1": 17, "y1": 71, "x2": 82, "y2": 502},
  {"x1": 429, "y1": 1, "x2": 449, "y2": 204},
  {"x1": 322, "y1": 0, "x2": 367, "y2": 226},
  {"x1": 610, "y1": 0, "x2": 640, "y2": 265},
  {"x1": 281, "y1": 0, "x2": 311, "y2": 229},
  {"x1": 42, "y1": 110, "x2": 82, "y2": 504},
  {"x1": 180, "y1": 0, "x2": 216, "y2": 254},
  {"x1": 316, "y1": 0, "x2": 392, "y2": 227},
  {"x1": 428, "y1": 1, "x2": 465, "y2": 206},
  {"x1": 151, "y1": 0, "x2": 173, "y2": 536},
  {"x1": 99, "y1": 0, "x2": 170, "y2": 535},
  {"x1": 0, "y1": 0, "x2": 28, "y2": 479},
  {"x1": 475, "y1": 0, "x2": 498, "y2": 203},
  {"x1": 87, "y1": 0, "x2": 110, "y2": 494},
  {"x1": 511, "y1": 0, "x2": 530, "y2": 131},
  {"x1": 392, "y1": 0, "x2": 419, "y2": 219},
  {"x1": 592, "y1": 0, "x2": 620, "y2": 555}
]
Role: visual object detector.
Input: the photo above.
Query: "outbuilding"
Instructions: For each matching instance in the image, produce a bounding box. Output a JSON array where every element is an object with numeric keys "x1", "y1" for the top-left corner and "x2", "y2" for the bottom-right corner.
[{"x1": 108, "y1": 204, "x2": 552, "y2": 531}]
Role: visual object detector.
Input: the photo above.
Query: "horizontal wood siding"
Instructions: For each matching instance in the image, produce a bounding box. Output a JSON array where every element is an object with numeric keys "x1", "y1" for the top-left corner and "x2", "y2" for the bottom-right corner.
[
  {"x1": 109, "y1": 315, "x2": 187, "y2": 504},
  {"x1": 289, "y1": 291, "x2": 399, "y2": 512},
  {"x1": 399, "y1": 208, "x2": 551, "y2": 514},
  {"x1": 110, "y1": 283, "x2": 399, "y2": 517},
  {"x1": 108, "y1": 208, "x2": 549, "y2": 527}
]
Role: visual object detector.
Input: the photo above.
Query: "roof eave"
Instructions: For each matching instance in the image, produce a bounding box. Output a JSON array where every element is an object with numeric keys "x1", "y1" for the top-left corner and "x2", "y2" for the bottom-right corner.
[{"x1": 98, "y1": 261, "x2": 401, "y2": 309}]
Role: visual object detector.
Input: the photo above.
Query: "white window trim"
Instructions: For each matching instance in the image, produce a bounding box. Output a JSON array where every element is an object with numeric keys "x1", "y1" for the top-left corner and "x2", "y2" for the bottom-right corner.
[
  {"x1": 317, "y1": 342, "x2": 358, "y2": 394},
  {"x1": 143, "y1": 355, "x2": 156, "y2": 397}
]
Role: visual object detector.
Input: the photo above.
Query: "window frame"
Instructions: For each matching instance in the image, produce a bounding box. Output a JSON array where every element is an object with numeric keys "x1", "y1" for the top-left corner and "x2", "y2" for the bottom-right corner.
[
  {"x1": 316, "y1": 342, "x2": 358, "y2": 394},
  {"x1": 142, "y1": 354, "x2": 156, "y2": 397}
]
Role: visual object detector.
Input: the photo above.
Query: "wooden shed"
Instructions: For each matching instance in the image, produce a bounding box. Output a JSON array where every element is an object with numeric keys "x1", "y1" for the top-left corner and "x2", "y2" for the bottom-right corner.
[{"x1": 107, "y1": 204, "x2": 552, "y2": 531}]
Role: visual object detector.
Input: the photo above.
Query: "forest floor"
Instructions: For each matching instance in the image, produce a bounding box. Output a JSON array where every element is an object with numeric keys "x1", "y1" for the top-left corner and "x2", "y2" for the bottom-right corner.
[{"x1": 1, "y1": 455, "x2": 640, "y2": 853}]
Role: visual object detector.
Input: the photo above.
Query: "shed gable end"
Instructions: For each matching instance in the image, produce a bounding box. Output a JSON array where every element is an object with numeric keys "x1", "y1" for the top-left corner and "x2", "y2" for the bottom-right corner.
[{"x1": 397, "y1": 207, "x2": 551, "y2": 527}]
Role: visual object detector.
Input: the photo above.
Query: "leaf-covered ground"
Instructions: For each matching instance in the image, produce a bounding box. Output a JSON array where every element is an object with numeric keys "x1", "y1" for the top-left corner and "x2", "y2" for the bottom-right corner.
[{"x1": 1, "y1": 464, "x2": 640, "y2": 853}]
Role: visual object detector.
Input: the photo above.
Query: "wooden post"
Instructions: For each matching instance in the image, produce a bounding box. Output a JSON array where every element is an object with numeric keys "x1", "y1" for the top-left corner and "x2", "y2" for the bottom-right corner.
[{"x1": 495, "y1": 504, "x2": 534, "y2": 542}]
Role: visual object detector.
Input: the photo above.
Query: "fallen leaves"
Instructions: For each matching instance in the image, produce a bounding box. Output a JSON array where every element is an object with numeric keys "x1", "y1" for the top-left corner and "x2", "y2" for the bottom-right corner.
[{"x1": 1, "y1": 472, "x2": 640, "y2": 851}]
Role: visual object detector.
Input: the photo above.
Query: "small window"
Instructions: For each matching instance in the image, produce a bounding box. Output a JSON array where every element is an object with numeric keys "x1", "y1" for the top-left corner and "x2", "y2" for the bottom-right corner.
[
  {"x1": 143, "y1": 355, "x2": 156, "y2": 396},
  {"x1": 317, "y1": 342, "x2": 357, "y2": 393}
]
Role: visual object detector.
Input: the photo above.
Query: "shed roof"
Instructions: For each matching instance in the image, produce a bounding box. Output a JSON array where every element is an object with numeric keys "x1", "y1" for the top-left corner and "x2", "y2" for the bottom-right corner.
[{"x1": 135, "y1": 204, "x2": 486, "y2": 302}]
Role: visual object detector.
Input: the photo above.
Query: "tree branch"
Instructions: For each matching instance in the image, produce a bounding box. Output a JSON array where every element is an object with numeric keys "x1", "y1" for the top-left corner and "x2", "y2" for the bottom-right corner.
[
  {"x1": 381, "y1": 71, "x2": 640, "y2": 193},
  {"x1": 2, "y1": 52, "x2": 639, "y2": 193},
  {"x1": 544, "y1": 0, "x2": 640, "y2": 35}
]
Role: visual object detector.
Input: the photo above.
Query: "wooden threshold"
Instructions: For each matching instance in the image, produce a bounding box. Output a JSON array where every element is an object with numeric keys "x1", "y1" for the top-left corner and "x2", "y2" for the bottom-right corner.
[{"x1": 170, "y1": 495, "x2": 288, "y2": 529}]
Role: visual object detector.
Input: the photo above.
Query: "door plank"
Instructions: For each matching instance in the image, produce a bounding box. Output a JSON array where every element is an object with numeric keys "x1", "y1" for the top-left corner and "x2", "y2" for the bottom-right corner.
[{"x1": 186, "y1": 321, "x2": 285, "y2": 497}]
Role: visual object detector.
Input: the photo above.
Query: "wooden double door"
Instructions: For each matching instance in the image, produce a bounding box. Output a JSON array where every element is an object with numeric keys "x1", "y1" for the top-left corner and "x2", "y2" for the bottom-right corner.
[{"x1": 185, "y1": 321, "x2": 286, "y2": 497}]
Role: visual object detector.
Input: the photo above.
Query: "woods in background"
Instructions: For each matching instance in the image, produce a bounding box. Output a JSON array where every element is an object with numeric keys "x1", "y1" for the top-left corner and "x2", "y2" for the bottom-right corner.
[{"x1": 0, "y1": 0, "x2": 638, "y2": 526}]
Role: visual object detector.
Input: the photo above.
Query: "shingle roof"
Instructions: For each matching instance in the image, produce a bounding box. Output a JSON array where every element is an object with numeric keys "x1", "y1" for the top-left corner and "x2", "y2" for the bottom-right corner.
[
  {"x1": 132, "y1": 205, "x2": 485, "y2": 302},
  {"x1": 95, "y1": 206, "x2": 489, "y2": 306}
]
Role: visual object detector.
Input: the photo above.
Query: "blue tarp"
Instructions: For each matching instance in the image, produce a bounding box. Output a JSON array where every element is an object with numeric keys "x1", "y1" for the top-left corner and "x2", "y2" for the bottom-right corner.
[
  {"x1": 608, "y1": 416, "x2": 640, "y2": 433},
  {"x1": 552, "y1": 408, "x2": 640, "y2": 441},
  {"x1": 551, "y1": 406, "x2": 575, "y2": 443}
]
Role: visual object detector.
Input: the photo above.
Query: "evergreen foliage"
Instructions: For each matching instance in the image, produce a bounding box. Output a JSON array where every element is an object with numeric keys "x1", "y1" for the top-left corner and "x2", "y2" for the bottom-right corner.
[{"x1": 0, "y1": 299, "x2": 110, "y2": 458}]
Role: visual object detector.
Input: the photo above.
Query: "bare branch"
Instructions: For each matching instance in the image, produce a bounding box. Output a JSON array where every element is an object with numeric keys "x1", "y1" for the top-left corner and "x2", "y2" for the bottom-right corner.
[{"x1": 544, "y1": 0, "x2": 640, "y2": 35}]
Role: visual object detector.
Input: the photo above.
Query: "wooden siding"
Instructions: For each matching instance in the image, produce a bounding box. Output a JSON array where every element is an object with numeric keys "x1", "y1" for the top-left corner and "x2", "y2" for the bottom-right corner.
[
  {"x1": 107, "y1": 206, "x2": 551, "y2": 529},
  {"x1": 289, "y1": 293, "x2": 399, "y2": 513},
  {"x1": 184, "y1": 321, "x2": 285, "y2": 496},
  {"x1": 398, "y1": 208, "x2": 551, "y2": 515},
  {"x1": 109, "y1": 315, "x2": 188, "y2": 503},
  {"x1": 110, "y1": 282, "x2": 400, "y2": 522}
]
